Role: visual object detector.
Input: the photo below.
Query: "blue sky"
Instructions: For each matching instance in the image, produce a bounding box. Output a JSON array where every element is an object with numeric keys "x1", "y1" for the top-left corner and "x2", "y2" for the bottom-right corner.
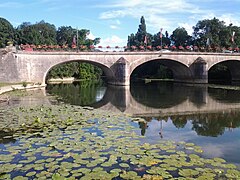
[{"x1": 1, "y1": 0, "x2": 240, "y2": 47}]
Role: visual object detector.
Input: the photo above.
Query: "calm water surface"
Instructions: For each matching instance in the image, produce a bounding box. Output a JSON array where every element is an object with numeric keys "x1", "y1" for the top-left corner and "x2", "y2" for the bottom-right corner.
[{"x1": 46, "y1": 81, "x2": 240, "y2": 165}]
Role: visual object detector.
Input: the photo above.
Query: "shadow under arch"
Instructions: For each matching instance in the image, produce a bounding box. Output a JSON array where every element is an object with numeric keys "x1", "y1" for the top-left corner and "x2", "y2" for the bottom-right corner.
[
  {"x1": 208, "y1": 60, "x2": 240, "y2": 85},
  {"x1": 130, "y1": 58, "x2": 194, "y2": 83},
  {"x1": 43, "y1": 59, "x2": 114, "y2": 84}
]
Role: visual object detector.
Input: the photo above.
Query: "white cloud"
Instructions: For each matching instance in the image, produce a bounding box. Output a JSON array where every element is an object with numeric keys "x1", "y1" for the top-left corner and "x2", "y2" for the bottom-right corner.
[
  {"x1": 99, "y1": 35, "x2": 126, "y2": 47},
  {"x1": 97, "y1": 0, "x2": 240, "y2": 35},
  {"x1": 219, "y1": 14, "x2": 240, "y2": 26},
  {"x1": 86, "y1": 32, "x2": 95, "y2": 40},
  {"x1": 97, "y1": 0, "x2": 206, "y2": 34},
  {"x1": 178, "y1": 22, "x2": 195, "y2": 35},
  {"x1": 110, "y1": 25, "x2": 118, "y2": 29}
]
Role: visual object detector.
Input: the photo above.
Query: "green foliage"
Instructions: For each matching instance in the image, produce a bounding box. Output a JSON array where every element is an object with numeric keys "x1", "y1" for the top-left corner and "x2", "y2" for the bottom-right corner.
[
  {"x1": 16, "y1": 20, "x2": 57, "y2": 45},
  {"x1": 171, "y1": 27, "x2": 191, "y2": 46},
  {"x1": 127, "y1": 16, "x2": 240, "y2": 50},
  {"x1": 127, "y1": 16, "x2": 151, "y2": 47},
  {"x1": 0, "y1": 17, "x2": 15, "y2": 48},
  {"x1": 22, "y1": 81, "x2": 27, "y2": 87},
  {"x1": 47, "y1": 62, "x2": 103, "y2": 80}
]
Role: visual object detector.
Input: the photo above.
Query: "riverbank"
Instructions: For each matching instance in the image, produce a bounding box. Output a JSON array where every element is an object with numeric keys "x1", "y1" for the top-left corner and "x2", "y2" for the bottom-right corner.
[{"x1": 0, "y1": 83, "x2": 46, "y2": 95}]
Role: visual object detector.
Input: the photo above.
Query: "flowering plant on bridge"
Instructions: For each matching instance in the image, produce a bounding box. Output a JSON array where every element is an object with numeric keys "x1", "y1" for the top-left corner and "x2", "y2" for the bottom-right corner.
[
  {"x1": 106, "y1": 46, "x2": 111, "y2": 49},
  {"x1": 131, "y1": 45, "x2": 137, "y2": 50},
  {"x1": 98, "y1": 46, "x2": 102, "y2": 48},
  {"x1": 164, "y1": 45, "x2": 169, "y2": 49},
  {"x1": 62, "y1": 44, "x2": 68, "y2": 49},
  {"x1": 147, "y1": 45, "x2": 152, "y2": 50},
  {"x1": 80, "y1": 45, "x2": 87, "y2": 50},
  {"x1": 139, "y1": 46, "x2": 145, "y2": 50},
  {"x1": 178, "y1": 46, "x2": 184, "y2": 50},
  {"x1": 89, "y1": 45, "x2": 95, "y2": 49},
  {"x1": 185, "y1": 46, "x2": 190, "y2": 50},
  {"x1": 115, "y1": 46, "x2": 119, "y2": 49},
  {"x1": 170, "y1": 45, "x2": 176, "y2": 51},
  {"x1": 235, "y1": 47, "x2": 239, "y2": 52},
  {"x1": 156, "y1": 46, "x2": 162, "y2": 50}
]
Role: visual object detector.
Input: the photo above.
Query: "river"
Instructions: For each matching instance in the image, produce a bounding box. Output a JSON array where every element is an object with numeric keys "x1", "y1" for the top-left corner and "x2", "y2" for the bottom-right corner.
[
  {"x1": 1, "y1": 81, "x2": 240, "y2": 179},
  {"x1": 46, "y1": 81, "x2": 240, "y2": 166}
]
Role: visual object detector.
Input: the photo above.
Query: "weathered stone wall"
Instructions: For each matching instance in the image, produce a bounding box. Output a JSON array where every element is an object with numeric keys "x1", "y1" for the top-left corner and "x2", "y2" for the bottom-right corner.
[{"x1": 0, "y1": 52, "x2": 21, "y2": 83}]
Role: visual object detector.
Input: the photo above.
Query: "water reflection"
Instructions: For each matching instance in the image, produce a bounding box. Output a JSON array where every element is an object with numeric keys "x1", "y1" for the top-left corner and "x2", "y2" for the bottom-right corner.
[
  {"x1": 2, "y1": 81, "x2": 240, "y2": 165},
  {"x1": 46, "y1": 81, "x2": 107, "y2": 106},
  {"x1": 45, "y1": 81, "x2": 240, "y2": 137},
  {"x1": 136, "y1": 111, "x2": 240, "y2": 137},
  {"x1": 134, "y1": 111, "x2": 240, "y2": 166}
]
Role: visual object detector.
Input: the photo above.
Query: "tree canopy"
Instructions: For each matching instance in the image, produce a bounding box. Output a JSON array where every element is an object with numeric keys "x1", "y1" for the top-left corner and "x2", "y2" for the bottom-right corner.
[
  {"x1": 127, "y1": 16, "x2": 240, "y2": 51},
  {"x1": 0, "y1": 18, "x2": 100, "y2": 49},
  {"x1": 0, "y1": 17, "x2": 15, "y2": 48}
]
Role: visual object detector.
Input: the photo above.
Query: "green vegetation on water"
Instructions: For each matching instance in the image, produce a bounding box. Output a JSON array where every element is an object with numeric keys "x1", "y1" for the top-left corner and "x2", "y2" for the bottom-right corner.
[{"x1": 0, "y1": 103, "x2": 240, "y2": 179}]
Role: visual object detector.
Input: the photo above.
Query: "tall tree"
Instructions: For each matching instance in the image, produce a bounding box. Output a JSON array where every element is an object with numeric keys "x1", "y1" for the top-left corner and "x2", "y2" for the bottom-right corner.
[
  {"x1": 171, "y1": 27, "x2": 190, "y2": 47},
  {"x1": 127, "y1": 16, "x2": 148, "y2": 47},
  {"x1": 136, "y1": 16, "x2": 147, "y2": 45},
  {"x1": 0, "y1": 17, "x2": 15, "y2": 47},
  {"x1": 193, "y1": 18, "x2": 226, "y2": 48}
]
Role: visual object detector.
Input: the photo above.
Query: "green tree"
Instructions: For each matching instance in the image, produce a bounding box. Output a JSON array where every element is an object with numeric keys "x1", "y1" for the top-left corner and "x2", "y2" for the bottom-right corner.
[
  {"x1": 16, "y1": 20, "x2": 57, "y2": 45},
  {"x1": 127, "y1": 16, "x2": 149, "y2": 47},
  {"x1": 193, "y1": 18, "x2": 226, "y2": 48},
  {"x1": 152, "y1": 31, "x2": 171, "y2": 48},
  {"x1": 0, "y1": 17, "x2": 15, "y2": 47},
  {"x1": 57, "y1": 26, "x2": 75, "y2": 46},
  {"x1": 171, "y1": 27, "x2": 190, "y2": 47}
]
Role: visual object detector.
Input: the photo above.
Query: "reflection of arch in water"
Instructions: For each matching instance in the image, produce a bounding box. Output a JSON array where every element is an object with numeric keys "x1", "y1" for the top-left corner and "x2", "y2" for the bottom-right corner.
[
  {"x1": 91, "y1": 85, "x2": 130, "y2": 112},
  {"x1": 208, "y1": 87, "x2": 240, "y2": 103},
  {"x1": 130, "y1": 81, "x2": 188, "y2": 108}
]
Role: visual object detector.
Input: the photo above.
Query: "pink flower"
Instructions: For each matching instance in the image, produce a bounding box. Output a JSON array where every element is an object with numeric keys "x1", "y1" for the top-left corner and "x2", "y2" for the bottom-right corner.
[
  {"x1": 131, "y1": 45, "x2": 137, "y2": 50},
  {"x1": 178, "y1": 46, "x2": 184, "y2": 50},
  {"x1": 147, "y1": 45, "x2": 152, "y2": 49}
]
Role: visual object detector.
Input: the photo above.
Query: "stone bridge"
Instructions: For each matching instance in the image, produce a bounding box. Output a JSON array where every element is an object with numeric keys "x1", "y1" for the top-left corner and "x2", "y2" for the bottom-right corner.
[{"x1": 1, "y1": 49, "x2": 240, "y2": 85}]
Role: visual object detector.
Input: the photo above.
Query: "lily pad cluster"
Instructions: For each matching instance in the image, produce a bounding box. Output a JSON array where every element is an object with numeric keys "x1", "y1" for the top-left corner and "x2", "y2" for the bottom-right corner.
[{"x1": 0, "y1": 105, "x2": 240, "y2": 179}]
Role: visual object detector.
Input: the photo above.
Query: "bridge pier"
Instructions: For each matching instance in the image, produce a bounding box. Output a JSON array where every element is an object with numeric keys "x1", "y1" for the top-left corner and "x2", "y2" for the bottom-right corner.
[
  {"x1": 108, "y1": 57, "x2": 130, "y2": 86},
  {"x1": 189, "y1": 57, "x2": 208, "y2": 84}
]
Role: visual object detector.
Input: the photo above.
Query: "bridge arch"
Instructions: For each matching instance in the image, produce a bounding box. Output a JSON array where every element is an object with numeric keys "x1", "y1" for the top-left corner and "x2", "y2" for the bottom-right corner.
[
  {"x1": 43, "y1": 59, "x2": 115, "y2": 84},
  {"x1": 208, "y1": 59, "x2": 240, "y2": 84},
  {"x1": 130, "y1": 58, "x2": 193, "y2": 83}
]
